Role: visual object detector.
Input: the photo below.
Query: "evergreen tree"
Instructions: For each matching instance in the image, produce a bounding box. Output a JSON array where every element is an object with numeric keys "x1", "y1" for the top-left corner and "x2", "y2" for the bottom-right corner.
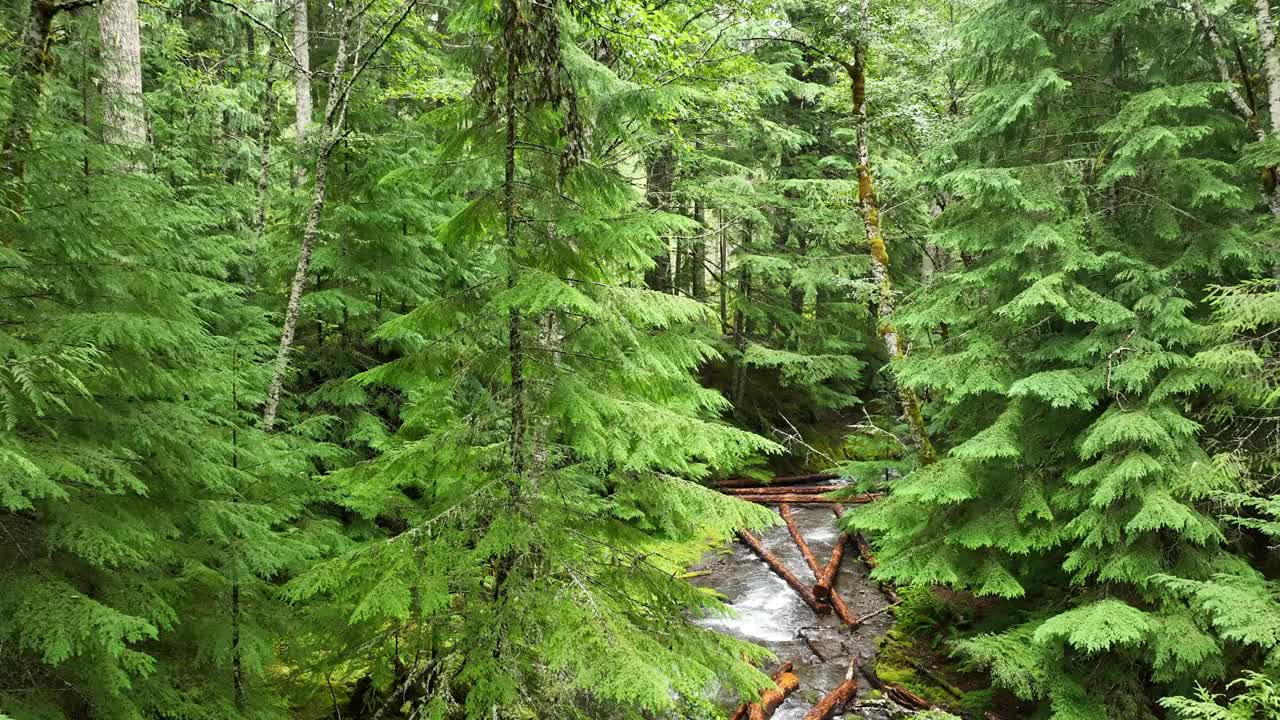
[{"x1": 848, "y1": 0, "x2": 1280, "y2": 715}]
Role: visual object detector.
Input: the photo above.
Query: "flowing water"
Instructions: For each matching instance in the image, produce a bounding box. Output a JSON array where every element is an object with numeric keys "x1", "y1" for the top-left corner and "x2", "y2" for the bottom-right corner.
[{"x1": 690, "y1": 505, "x2": 898, "y2": 719}]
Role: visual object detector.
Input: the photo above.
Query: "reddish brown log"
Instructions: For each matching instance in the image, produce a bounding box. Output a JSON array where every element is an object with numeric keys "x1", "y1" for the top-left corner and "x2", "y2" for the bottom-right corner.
[
  {"x1": 718, "y1": 472, "x2": 839, "y2": 489},
  {"x1": 803, "y1": 657, "x2": 859, "y2": 720},
  {"x1": 729, "y1": 662, "x2": 794, "y2": 720},
  {"x1": 779, "y1": 505, "x2": 823, "y2": 577},
  {"x1": 748, "y1": 672, "x2": 800, "y2": 720},
  {"x1": 816, "y1": 533, "x2": 847, "y2": 600},
  {"x1": 736, "y1": 529, "x2": 831, "y2": 616},
  {"x1": 733, "y1": 493, "x2": 881, "y2": 505},
  {"x1": 885, "y1": 683, "x2": 935, "y2": 710},
  {"x1": 778, "y1": 506, "x2": 859, "y2": 624},
  {"x1": 723, "y1": 484, "x2": 846, "y2": 496},
  {"x1": 832, "y1": 506, "x2": 901, "y2": 605}
]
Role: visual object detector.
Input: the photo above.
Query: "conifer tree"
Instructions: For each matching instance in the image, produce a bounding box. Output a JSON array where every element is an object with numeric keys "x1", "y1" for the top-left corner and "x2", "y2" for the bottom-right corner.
[{"x1": 848, "y1": 0, "x2": 1280, "y2": 715}]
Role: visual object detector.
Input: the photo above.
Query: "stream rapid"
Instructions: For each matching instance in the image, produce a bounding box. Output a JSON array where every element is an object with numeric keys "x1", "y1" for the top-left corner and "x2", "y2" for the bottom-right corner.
[{"x1": 690, "y1": 505, "x2": 897, "y2": 719}]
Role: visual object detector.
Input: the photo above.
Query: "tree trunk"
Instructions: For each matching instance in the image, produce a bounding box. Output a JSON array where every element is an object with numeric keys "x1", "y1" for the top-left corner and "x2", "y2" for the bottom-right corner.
[
  {"x1": 734, "y1": 493, "x2": 880, "y2": 505},
  {"x1": 779, "y1": 504, "x2": 823, "y2": 578},
  {"x1": 98, "y1": 0, "x2": 146, "y2": 160},
  {"x1": 747, "y1": 671, "x2": 800, "y2": 720},
  {"x1": 717, "y1": 472, "x2": 840, "y2": 489},
  {"x1": 1255, "y1": 0, "x2": 1280, "y2": 139},
  {"x1": 737, "y1": 529, "x2": 831, "y2": 616},
  {"x1": 849, "y1": 0, "x2": 937, "y2": 465},
  {"x1": 1189, "y1": 1, "x2": 1280, "y2": 215},
  {"x1": 815, "y1": 532, "x2": 847, "y2": 601},
  {"x1": 722, "y1": 484, "x2": 845, "y2": 495},
  {"x1": 692, "y1": 200, "x2": 707, "y2": 300},
  {"x1": 779, "y1": 505, "x2": 859, "y2": 625},
  {"x1": 261, "y1": 6, "x2": 352, "y2": 431},
  {"x1": 729, "y1": 662, "x2": 794, "y2": 720},
  {"x1": 1, "y1": 0, "x2": 59, "y2": 188},
  {"x1": 292, "y1": 0, "x2": 312, "y2": 147},
  {"x1": 253, "y1": 60, "x2": 277, "y2": 238},
  {"x1": 802, "y1": 658, "x2": 859, "y2": 720},
  {"x1": 719, "y1": 217, "x2": 729, "y2": 330},
  {"x1": 644, "y1": 142, "x2": 674, "y2": 292}
]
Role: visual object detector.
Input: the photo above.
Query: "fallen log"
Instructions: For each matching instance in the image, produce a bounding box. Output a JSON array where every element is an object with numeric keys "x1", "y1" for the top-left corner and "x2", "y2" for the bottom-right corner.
[
  {"x1": 732, "y1": 493, "x2": 881, "y2": 506},
  {"x1": 748, "y1": 671, "x2": 800, "y2": 720},
  {"x1": 832, "y1": 506, "x2": 900, "y2": 605},
  {"x1": 802, "y1": 657, "x2": 859, "y2": 720},
  {"x1": 718, "y1": 472, "x2": 839, "y2": 489},
  {"x1": 778, "y1": 506, "x2": 860, "y2": 626},
  {"x1": 885, "y1": 683, "x2": 935, "y2": 711},
  {"x1": 859, "y1": 662, "x2": 936, "y2": 712},
  {"x1": 723, "y1": 484, "x2": 846, "y2": 496},
  {"x1": 779, "y1": 504, "x2": 824, "y2": 577},
  {"x1": 815, "y1": 531, "x2": 847, "y2": 600},
  {"x1": 729, "y1": 662, "x2": 793, "y2": 720},
  {"x1": 736, "y1": 529, "x2": 831, "y2": 616}
]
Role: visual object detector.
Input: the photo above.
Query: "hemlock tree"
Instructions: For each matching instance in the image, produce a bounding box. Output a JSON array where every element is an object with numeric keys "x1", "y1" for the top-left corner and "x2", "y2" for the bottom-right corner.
[
  {"x1": 848, "y1": 0, "x2": 1280, "y2": 715},
  {"x1": 285, "y1": 1, "x2": 783, "y2": 717}
]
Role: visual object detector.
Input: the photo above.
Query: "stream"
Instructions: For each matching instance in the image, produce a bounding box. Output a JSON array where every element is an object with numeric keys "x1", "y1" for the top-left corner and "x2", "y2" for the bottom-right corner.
[{"x1": 690, "y1": 505, "x2": 899, "y2": 719}]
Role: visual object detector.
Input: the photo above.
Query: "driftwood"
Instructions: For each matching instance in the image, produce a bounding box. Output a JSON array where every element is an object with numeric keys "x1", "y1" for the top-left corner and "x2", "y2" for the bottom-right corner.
[
  {"x1": 736, "y1": 529, "x2": 831, "y2": 616},
  {"x1": 729, "y1": 662, "x2": 794, "y2": 720},
  {"x1": 802, "y1": 657, "x2": 859, "y2": 720},
  {"x1": 748, "y1": 671, "x2": 800, "y2": 720},
  {"x1": 717, "y1": 472, "x2": 839, "y2": 489},
  {"x1": 732, "y1": 493, "x2": 881, "y2": 506},
  {"x1": 723, "y1": 484, "x2": 845, "y2": 496}
]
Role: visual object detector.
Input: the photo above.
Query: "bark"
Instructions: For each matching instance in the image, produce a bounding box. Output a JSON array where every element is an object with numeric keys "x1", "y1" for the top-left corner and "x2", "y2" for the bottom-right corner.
[
  {"x1": 737, "y1": 529, "x2": 831, "y2": 616},
  {"x1": 98, "y1": 0, "x2": 146, "y2": 158},
  {"x1": 1255, "y1": 0, "x2": 1280, "y2": 138},
  {"x1": 731, "y1": 254, "x2": 750, "y2": 409},
  {"x1": 253, "y1": 61, "x2": 277, "y2": 238},
  {"x1": 729, "y1": 662, "x2": 794, "y2": 720},
  {"x1": 1189, "y1": 0, "x2": 1280, "y2": 215},
  {"x1": 722, "y1": 484, "x2": 845, "y2": 495},
  {"x1": 231, "y1": 581, "x2": 246, "y2": 710},
  {"x1": 779, "y1": 504, "x2": 823, "y2": 578},
  {"x1": 261, "y1": 6, "x2": 352, "y2": 431},
  {"x1": 692, "y1": 200, "x2": 707, "y2": 300},
  {"x1": 504, "y1": 32, "x2": 525, "y2": 484},
  {"x1": 815, "y1": 531, "x2": 847, "y2": 601},
  {"x1": 717, "y1": 472, "x2": 840, "y2": 489},
  {"x1": 292, "y1": 0, "x2": 312, "y2": 145},
  {"x1": 731, "y1": 493, "x2": 881, "y2": 505},
  {"x1": 779, "y1": 504, "x2": 859, "y2": 625},
  {"x1": 849, "y1": 0, "x2": 937, "y2": 465},
  {"x1": 719, "y1": 219, "x2": 728, "y2": 330},
  {"x1": 802, "y1": 658, "x2": 859, "y2": 720},
  {"x1": 747, "y1": 671, "x2": 800, "y2": 720},
  {"x1": 644, "y1": 142, "x2": 674, "y2": 292}
]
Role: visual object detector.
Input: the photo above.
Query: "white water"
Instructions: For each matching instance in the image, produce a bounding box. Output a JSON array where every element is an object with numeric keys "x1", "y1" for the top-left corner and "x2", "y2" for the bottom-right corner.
[{"x1": 690, "y1": 505, "x2": 899, "y2": 718}]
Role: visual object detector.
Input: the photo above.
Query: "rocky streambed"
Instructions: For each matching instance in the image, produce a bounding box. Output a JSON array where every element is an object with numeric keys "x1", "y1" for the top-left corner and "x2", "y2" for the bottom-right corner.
[{"x1": 689, "y1": 505, "x2": 921, "y2": 719}]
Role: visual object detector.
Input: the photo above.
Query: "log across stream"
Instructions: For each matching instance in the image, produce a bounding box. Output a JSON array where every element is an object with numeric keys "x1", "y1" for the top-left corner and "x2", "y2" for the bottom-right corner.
[{"x1": 689, "y1": 504, "x2": 903, "y2": 719}]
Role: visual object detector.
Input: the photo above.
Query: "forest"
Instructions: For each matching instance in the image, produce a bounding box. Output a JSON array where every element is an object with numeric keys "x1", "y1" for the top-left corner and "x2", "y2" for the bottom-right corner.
[{"x1": 0, "y1": 0, "x2": 1278, "y2": 718}]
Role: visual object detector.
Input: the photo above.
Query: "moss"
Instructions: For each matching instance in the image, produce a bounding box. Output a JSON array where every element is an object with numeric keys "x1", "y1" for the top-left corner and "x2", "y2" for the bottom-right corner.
[{"x1": 874, "y1": 630, "x2": 957, "y2": 710}]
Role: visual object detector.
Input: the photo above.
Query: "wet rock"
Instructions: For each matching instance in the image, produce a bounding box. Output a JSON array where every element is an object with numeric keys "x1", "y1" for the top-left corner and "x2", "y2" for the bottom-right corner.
[{"x1": 690, "y1": 505, "x2": 896, "y2": 718}]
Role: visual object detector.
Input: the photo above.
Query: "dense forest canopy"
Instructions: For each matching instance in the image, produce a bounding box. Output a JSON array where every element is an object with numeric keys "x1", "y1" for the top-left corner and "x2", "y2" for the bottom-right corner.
[{"x1": 0, "y1": 0, "x2": 1277, "y2": 718}]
